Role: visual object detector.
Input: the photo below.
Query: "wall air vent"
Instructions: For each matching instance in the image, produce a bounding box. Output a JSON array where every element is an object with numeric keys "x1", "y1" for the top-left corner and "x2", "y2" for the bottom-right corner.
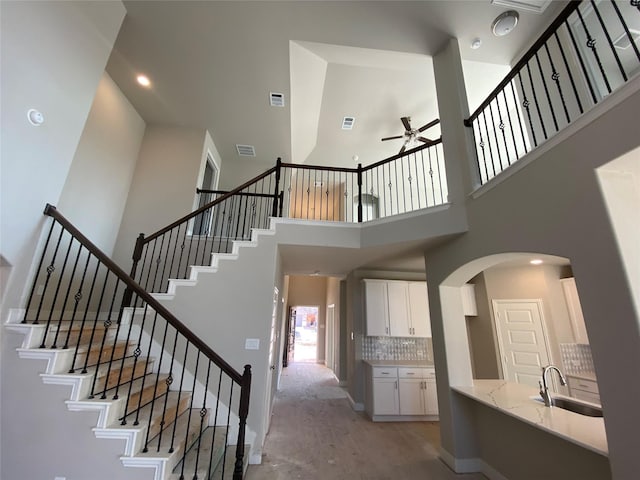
[
  {"x1": 236, "y1": 144, "x2": 256, "y2": 157},
  {"x1": 613, "y1": 29, "x2": 640, "y2": 50},
  {"x1": 270, "y1": 92, "x2": 285, "y2": 107},
  {"x1": 342, "y1": 116, "x2": 355, "y2": 130}
]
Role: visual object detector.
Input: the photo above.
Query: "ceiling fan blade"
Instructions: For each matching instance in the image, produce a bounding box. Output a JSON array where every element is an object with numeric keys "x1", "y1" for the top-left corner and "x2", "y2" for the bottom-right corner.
[
  {"x1": 417, "y1": 136, "x2": 433, "y2": 143},
  {"x1": 418, "y1": 118, "x2": 440, "y2": 132},
  {"x1": 381, "y1": 135, "x2": 404, "y2": 141},
  {"x1": 401, "y1": 116, "x2": 412, "y2": 131},
  {"x1": 399, "y1": 145, "x2": 406, "y2": 154}
]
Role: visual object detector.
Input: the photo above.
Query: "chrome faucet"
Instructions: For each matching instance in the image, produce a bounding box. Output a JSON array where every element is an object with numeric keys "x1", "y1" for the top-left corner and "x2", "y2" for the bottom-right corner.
[{"x1": 539, "y1": 365, "x2": 567, "y2": 407}]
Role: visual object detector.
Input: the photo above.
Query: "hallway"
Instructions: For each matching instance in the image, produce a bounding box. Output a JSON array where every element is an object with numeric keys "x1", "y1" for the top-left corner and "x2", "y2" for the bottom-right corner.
[{"x1": 245, "y1": 363, "x2": 485, "y2": 480}]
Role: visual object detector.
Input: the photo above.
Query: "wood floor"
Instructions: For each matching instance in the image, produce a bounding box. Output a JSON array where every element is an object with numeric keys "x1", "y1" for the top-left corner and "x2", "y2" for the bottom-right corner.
[{"x1": 245, "y1": 362, "x2": 486, "y2": 480}]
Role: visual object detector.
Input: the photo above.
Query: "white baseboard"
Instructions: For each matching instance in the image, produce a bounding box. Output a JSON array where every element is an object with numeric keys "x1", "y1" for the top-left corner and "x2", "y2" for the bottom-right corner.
[
  {"x1": 346, "y1": 392, "x2": 364, "y2": 412},
  {"x1": 439, "y1": 448, "x2": 508, "y2": 480}
]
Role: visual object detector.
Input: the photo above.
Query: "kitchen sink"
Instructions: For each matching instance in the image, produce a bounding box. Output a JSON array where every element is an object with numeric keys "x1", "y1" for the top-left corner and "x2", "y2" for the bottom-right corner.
[{"x1": 531, "y1": 395, "x2": 603, "y2": 417}]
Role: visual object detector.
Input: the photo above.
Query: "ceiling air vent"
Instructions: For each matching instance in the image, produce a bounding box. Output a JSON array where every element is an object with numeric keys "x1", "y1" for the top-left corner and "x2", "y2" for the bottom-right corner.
[
  {"x1": 236, "y1": 144, "x2": 256, "y2": 157},
  {"x1": 270, "y1": 92, "x2": 285, "y2": 107},
  {"x1": 613, "y1": 30, "x2": 640, "y2": 50},
  {"x1": 342, "y1": 116, "x2": 355, "y2": 130}
]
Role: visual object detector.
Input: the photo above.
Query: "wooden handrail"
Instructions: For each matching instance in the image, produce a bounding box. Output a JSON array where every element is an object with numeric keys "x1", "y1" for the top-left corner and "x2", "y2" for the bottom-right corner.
[
  {"x1": 464, "y1": 1, "x2": 581, "y2": 126},
  {"x1": 43, "y1": 204, "x2": 244, "y2": 385},
  {"x1": 144, "y1": 166, "x2": 277, "y2": 243},
  {"x1": 363, "y1": 137, "x2": 442, "y2": 171}
]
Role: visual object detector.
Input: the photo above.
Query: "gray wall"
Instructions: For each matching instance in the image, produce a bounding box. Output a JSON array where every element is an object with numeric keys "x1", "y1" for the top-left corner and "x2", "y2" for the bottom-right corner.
[{"x1": 427, "y1": 43, "x2": 640, "y2": 478}]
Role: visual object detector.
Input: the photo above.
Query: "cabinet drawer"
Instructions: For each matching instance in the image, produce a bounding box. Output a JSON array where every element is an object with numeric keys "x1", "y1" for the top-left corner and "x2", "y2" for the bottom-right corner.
[
  {"x1": 572, "y1": 389, "x2": 601, "y2": 404},
  {"x1": 398, "y1": 367, "x2": 424, "y2": 378},
  {"x1": 423, "y1": 368, "x2": 436, "y2": 379},
  {"x1": 568, "y1": 377, "x2": 599, "y2": 394},
  {"x1": 372, "y1": 367, "x2": 398, "y2": 378}
]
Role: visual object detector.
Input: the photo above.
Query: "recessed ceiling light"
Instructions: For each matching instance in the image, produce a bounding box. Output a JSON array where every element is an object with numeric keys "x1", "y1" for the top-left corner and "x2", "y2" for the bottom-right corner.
[
  {"x1": 492, "y1": 11, "x2": 519, "y2": 37},
  {"x1": 530, "y1": 259, "x2": 543, "y2": 265},
  {"x1": 471, "y1": 38, "x2": 482, "y2": 49},
  {"x1": 136, "y1": 74, "x2": 151, "y2": 87}
]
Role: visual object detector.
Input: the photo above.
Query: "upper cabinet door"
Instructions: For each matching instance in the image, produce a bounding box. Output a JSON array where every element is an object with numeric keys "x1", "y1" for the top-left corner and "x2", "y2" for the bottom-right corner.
[
  {"x1": 387, "y1": 281, "x2": 410, "y2": 336},
  {"x1": 408, "y1": 282, "x2": 431, "y2": 337},
  {"x1": 364, "y1": 280, "x2": 389, "y2": 336}
]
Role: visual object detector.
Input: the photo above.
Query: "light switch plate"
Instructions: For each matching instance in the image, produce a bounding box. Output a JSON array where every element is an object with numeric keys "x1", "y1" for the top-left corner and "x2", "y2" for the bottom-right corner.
[{"x1": 245, "y1": 338, "x2": 260, "y2": 350}]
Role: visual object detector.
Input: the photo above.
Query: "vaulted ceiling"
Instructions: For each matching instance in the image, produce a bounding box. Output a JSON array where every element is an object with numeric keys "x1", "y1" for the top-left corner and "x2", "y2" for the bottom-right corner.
[{"x1": 107, "y1": 0, "x2": 564, "y2": 189}]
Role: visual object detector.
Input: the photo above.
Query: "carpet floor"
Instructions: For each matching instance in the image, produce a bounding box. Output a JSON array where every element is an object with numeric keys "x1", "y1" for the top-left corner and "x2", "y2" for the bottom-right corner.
[{"x1": 245, "y1": 362, "x2": 485, "y2": 480}]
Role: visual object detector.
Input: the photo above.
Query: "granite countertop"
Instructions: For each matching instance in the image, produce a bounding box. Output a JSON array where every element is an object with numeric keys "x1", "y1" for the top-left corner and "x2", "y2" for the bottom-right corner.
[
  {"x1": 452, "y1": 380, "x2": 607, "y2": 456},
  {"x1": 363, "y1": 359, "x2": 434, "y2": 367}
]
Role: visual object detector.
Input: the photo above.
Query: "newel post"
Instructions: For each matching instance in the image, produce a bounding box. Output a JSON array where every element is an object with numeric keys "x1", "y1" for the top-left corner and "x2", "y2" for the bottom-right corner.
[
  {"x1": 357, "y1": 163, "x2": 363, "y2": 223},
  {"x1": 271, "y1": 158, "x2": 282, "y2": 218},
  {"x1": 234, "y1": 364, "x2": 252, "y2": 479},
  {"x1": 123, "y1": 233, "x2": 145, "y2": 308}
]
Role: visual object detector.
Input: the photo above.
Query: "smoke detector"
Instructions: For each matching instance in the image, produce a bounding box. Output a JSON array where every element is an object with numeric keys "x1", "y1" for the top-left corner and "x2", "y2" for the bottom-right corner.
[{"x1": 492, "y1": 11, "x2": 519, "y2": 36}]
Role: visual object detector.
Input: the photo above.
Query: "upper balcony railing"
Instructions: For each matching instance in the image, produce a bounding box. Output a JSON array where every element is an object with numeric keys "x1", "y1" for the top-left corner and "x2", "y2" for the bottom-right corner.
[
  {"x1": 130, "y1": 137, "x2": 446, "y2": 293},
  {"x1": 465, "y1": 0, "x2": 640, "y2": 185}
]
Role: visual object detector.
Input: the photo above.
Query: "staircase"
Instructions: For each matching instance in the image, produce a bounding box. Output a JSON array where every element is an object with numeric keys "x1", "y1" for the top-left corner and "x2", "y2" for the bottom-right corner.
[{"x1": 5, "y1": 205, "x2": 251, "y2": 480}]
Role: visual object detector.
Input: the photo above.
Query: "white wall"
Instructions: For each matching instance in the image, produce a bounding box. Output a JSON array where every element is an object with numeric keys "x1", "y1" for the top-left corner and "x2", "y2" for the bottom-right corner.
[
  {"x1": 111, "y1": 126, "x2": 214, "y2": 271},
  {"x1": 58, "y1": 72, "x2": 146, "y2": 254},
  {"x1": 0, "y1": 1, "x2": 126, "y2": 477},
  {"x1": 0, "y1": 0, "x2": 125, "y2": 314}
]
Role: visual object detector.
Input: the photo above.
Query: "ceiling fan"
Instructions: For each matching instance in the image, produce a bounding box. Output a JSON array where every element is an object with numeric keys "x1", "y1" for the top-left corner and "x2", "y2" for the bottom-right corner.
[{"x1": 381, "y1": 116, "x2": 440, "y2": 154}]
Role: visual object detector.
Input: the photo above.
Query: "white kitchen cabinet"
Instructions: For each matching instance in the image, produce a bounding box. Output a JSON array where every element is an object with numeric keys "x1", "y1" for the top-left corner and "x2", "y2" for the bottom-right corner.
[
  {"x1": 365, "y1": 363, "x2": 438, "y2": 421},
  {"x1": 387, "y1": 281, "x2": 411, "y2": 336},
  {"x1": 363, "y1": 279, "x2": 431, "y2": 337},
  {"x1": 364, "y1": 280, "x2": 390, "y2": 336},
  {"x1": 568, "y1": 376, "x2": 600, "y2": 404},
  {"x1": 408, "y1": 282, "x2": 431, "y2": 337},
  {"x1": 560, "y1": 278, "x2": 589, "y2": 344}
]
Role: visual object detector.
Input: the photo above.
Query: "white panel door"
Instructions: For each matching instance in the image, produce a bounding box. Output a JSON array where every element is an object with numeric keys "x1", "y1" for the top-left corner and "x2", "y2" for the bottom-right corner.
[
  {"x1": 494, "y1": 300, "x2": 552, "y2": 389},
  {"x1": 408, "y1": 282, "x2": 431, "y2": 337}
]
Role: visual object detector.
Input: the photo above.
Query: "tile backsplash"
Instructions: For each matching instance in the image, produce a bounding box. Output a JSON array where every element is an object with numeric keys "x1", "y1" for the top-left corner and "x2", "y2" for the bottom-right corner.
[
  {"x1": 362, "y1": 336, "x2": 432, "y2": 361},
  {"x1": 560, "y1": 343, "x2": 595, "y2": 375}
]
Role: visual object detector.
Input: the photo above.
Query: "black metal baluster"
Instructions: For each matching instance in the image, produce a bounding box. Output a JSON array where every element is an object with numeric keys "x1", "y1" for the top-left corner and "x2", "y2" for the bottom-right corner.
[
  {"x1": 52, "y1": 241, "x2": 83, "y2": 348},
  {"x1": 526, "y1": 62, "x2": 549, "y2": 141},
  {"x1": 400, "y1": 155, "x2": 407, "y2": 213},
  {"x1": 67, "y1": 254, "x2": 98, "y2": 370},
  {"x1": 192, "y1": 360, "x2": 212, "y2": 478},
  {"x1": 220, "y1": 382, "x2": 235, "y2": 477},
  {"x1": 473, "y1": 119, "x2": 489, "y2": 182},
  {"x1": 612, "y1": 1, "x2": 640, "y2": 62},
  {"x1": 178, "y1": 350, "x2": 201, "y2": 472},
  {"x1": 151, "y1": 234, "x2": 167, "y2": 291},
  {"x1": 91, "y1": 280, "x2": 122, "y2": 398},
  {"x1": 435, "y1": 144, "x2": 445, "y2": 204},
  {"x1": 113, "y1": 295, "x2": 144, "y2": 404},
  {"x1": 565, "y1": 19, "x2": 599, "y2": 105},
  {"x1": 592, "y1": 0, "x2": 628, "y2": 81},
  {"x1": 413, "y1": 152, "x2": 422, "y2": 209},
  {"x1": 509, "y1": 81, "x2": 529, "y2": 156},
  {"x1": 577, "y1": 6, "x2": 612, "y2": 94},
  {"x1": 394, "y1": 159, "x2": 400, "y2": 215},
  {"x1": 23, "y1": 218, "x2": 56, "y2": 323},
  {"x1": 535, "y1": 51, "x2": 559, "y2": 132},
  {"x1": 544, "y1": 42, "x2": 571, "y2": 125},
  {"x1": 427, "y1": 147, "x2": 435, "y2": 206},
  {"x1": 131, "y1": 310, "x2": 159, "y2": 428},
  {"x1": 516, "y1": 72, "x2": 538, "y2": 151},
  {"x1": 493, "y1": 97, "x2": 509, "y2": 168},
  {"x1": 143, "y1": 239, "x2": 158, "y2": 292},
  {"x1": 501, "y1": 90, "x2": 518, "y2": 165},
  {"x1": 554, "y1": 31, "x2": 584, "y2": 115},
  {"x1": 175, "y1": 224, "x2": 190, "y2": 284},
  {"x1": 207, "y1": 370, "x2": 224, "y2": 479},
  {"x1": 82, "y1": 268, "x2": 110, "y2": 376},
  {"x1": 167, "y1": 225, "x2": 183, "y2": 284},
  {"x1": 33, "y1": 222, "x2": 65, "y2": 327},
  {"x1": 168, "y1": 339, "x2": 190, "y2": 454},
  {"x1": 480, "y1": 110, "x2": 497, "y2": 178}
]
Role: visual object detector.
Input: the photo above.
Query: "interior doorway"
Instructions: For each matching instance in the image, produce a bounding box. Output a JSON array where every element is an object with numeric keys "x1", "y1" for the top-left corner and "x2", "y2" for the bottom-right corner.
[{"x1": 289, "y1": 305, "x2": 318, "y2": 363}]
